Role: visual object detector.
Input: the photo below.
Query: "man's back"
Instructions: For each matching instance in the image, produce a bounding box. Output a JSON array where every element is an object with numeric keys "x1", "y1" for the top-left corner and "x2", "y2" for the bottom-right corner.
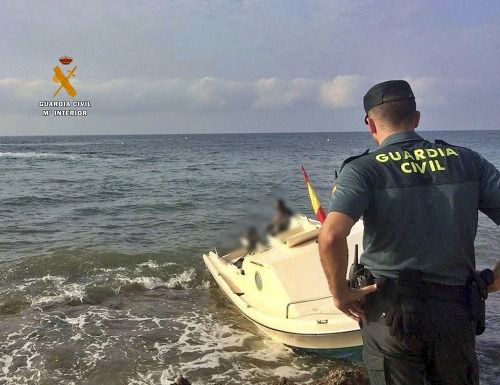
[{"x1": 332, "y1": 131, "x2": 500, "y2": 285}]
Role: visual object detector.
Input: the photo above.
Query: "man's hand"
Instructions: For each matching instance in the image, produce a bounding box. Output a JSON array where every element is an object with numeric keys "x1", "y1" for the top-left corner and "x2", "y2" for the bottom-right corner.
[
  {"x1": 333, "y1": 283, "x2": 378, "y2": 322},
  {"x1": 319, "y1": 212, "x2": 378, "y2": 322},
  {"x1": 488, "y1": 261, "x2": 500, "y2": 293}
]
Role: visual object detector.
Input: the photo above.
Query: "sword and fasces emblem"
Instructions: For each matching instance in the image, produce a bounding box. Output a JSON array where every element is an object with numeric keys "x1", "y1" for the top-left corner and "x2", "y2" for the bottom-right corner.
[{"x1": 53, "y1": 56, "x2": 77, "y2": 97}]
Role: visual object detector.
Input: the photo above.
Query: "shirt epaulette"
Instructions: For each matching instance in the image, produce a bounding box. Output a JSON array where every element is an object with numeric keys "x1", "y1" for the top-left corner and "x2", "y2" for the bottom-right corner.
[
  {"x1": 434, "y1": 139, "x2": 471, "y2": 150},
  {"x1": 434, "y1": 139, "x2": 451, "y2": 146},
  {"x1": 338, "y1": 149, "x2": 370, "y2": 175}
]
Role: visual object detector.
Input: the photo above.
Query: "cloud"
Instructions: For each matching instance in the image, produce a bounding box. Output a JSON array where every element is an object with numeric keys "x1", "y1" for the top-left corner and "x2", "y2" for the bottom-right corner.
[
  {"x1": 403, "y1": 76, "x2": 447, "y2": 106},
  {"x1": 0, "y1": 78, "x2": 50, "y2": 113},
  {"x1": 0, "y1": 74, "x2": 453, "y2": 117},
  {"x1": 254, "y1": 78, "x2": 321, "y2": 108},
  {"x1": 320, "y1": 75, "x2": 366, "y2": 109},
  {"x1": 186, "y1": 77, "x2": 252, "y2": 108}
]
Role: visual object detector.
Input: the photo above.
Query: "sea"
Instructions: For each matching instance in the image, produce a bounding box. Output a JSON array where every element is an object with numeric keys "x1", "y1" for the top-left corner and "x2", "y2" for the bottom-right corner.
[{"x1": 0, "y1": 131, "x2": 499, "y2": 385}]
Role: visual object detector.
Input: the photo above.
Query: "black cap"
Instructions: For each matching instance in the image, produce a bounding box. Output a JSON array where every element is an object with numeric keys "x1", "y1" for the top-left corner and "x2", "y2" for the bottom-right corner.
[{"x1": 363, "y1": 80, "x2": 415, "y2": 114}]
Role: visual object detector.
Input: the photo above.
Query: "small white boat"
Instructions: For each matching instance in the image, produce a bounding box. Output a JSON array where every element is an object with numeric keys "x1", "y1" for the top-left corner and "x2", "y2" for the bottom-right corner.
[{"x1": 203, "y1": 214, "x2": 364, "y2": 360}]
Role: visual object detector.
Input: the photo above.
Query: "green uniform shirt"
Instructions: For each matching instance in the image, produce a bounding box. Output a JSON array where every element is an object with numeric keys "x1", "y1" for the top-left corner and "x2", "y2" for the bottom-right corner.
[{"x1": 330, "y1": 131, "x2": 500, "y2": 285}]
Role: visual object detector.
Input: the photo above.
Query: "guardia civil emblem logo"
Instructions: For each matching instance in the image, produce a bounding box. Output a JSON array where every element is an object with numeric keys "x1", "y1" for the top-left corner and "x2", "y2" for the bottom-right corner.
[
  {"x1": 38, "y1": 56, "x2": 91, "y2": 117},
  {"x1": 53, "y1": 55, "x2": 77, "y2": 97}
]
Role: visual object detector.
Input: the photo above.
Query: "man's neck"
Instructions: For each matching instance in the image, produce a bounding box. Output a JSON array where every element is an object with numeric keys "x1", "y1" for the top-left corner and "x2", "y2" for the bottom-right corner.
[{"x1": 377, "y1": 128, "x2": 415, "y2": 146}]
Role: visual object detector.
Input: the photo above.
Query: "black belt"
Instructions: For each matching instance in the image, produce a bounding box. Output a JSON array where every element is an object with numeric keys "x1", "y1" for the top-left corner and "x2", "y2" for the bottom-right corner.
[
  {"x1": 421, "y1": 281, "x2": 468, "y2": 303},
  {"x1": 377, "y1": 277, "x2": 467, "y2": 304}
]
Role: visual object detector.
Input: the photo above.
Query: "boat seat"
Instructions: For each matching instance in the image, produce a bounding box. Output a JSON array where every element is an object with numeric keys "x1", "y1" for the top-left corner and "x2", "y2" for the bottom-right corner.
[
  {"x1": 223, "y1": 247, "x2": 248, "y2": 264},
  {"x1": 275, "y1": 227, "x2": 303, "y2": 242},
  {"x1": 286, "y1": 228, "x2": 320, "y2": 247}
]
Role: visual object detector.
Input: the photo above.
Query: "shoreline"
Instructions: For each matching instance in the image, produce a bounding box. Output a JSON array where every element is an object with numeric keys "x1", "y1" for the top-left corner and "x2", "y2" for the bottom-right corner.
[{"x1": 169, "y1": 364, "x2": 370, "y2": 385}]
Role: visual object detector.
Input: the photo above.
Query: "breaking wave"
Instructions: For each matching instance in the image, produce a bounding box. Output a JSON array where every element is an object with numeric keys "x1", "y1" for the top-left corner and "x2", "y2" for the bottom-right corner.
[
  {"x1": 0, "y1": 152, "x2": 79, "y2": 160},
  {"x1": 0, "y1": 251, "x2": 212, "y2": 314}
]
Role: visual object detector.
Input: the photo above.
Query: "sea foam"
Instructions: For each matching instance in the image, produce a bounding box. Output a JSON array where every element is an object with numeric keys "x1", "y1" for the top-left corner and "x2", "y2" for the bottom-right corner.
[{"x1": 0, "y1": 152, "x2": 78, "y2": 160}]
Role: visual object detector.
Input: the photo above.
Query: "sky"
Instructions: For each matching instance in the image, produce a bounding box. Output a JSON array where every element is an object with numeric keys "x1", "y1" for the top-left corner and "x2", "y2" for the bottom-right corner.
[{"x1": 1, "y1": 0, "x2": 500, "y2": 135}]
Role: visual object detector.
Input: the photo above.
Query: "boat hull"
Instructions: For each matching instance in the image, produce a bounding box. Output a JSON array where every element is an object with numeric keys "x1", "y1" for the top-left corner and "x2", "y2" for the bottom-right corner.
[
  {"x1": 203, "y1": 215, "x2": 365, "y2": 360},
  {"x1": 255, "y1": 323, "x2": 363, "y2": 361}
]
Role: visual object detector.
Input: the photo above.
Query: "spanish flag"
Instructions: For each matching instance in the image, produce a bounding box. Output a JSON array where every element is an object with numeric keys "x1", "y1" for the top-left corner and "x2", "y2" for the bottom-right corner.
[{"x1": 300, "y1": 165, "x2": 327, "y2": 223}]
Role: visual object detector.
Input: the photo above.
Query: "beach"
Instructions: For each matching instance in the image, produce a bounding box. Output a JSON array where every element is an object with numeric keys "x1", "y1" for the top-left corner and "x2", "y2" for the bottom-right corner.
[{"x1": 0, "y1": 131, "x2": 499, "y2": 384}]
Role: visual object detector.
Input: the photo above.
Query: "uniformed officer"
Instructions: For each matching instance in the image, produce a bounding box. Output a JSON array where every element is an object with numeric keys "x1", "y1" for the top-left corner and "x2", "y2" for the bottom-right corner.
[{"x1": 318, "y1": 80, "x2": 500, "y2": 385}]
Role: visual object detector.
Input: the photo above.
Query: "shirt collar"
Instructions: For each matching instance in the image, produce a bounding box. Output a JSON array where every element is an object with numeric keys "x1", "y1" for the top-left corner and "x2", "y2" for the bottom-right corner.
[{"x1": 380, "y1": 131, "x2": 423, "y2": 147}]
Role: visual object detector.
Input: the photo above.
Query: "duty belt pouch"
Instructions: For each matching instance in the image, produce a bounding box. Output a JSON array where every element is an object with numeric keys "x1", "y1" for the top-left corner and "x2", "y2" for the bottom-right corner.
[
  {"x1": 384, "y1": 269, "x2": 425, "y2": 342},
  {"x1": 467, "y1": 272, "x2": 488, "y2": 336},
  {"x1": 397, "y1": 269, "x2": 425, "y2": 337}
]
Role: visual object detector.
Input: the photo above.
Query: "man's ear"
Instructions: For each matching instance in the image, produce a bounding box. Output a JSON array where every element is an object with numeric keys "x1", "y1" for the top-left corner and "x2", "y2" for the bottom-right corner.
[
  {"x1": 367, "y1": 116, "x2": 377, "y2": 136},
  {"x1": 414, "y1": 111, "x2": 421, "y2": 128}
]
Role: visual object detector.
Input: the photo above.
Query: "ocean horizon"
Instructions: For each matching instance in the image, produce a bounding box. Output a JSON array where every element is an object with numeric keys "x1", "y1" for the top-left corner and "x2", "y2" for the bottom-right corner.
[{"x1": 2, "y1": 128, "x2": 499, "y2": 138}]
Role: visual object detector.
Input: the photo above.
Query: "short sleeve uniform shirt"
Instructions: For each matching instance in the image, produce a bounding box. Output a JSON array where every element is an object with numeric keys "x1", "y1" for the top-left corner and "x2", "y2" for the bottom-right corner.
[{"x1": 330, "y1": 131, "x2": 500, "y2": 285}]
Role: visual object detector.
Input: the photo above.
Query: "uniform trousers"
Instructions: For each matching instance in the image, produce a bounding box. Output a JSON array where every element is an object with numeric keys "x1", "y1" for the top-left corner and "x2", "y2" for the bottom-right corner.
[{"x1": 361, "y1": 284, "x2": 479, "y2": 385}]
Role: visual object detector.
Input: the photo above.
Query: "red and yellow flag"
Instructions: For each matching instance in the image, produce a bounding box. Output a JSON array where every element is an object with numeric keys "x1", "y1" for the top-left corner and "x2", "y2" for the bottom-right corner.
[{"x1": 300, "y1": 165, "x2": 327, "y2": 223}]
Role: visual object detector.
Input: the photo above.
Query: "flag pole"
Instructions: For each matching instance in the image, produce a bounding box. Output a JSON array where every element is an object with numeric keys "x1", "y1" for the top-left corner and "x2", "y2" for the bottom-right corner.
[{"x1": 300, "y1": 165, "x2": 327, "y2": 223}]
